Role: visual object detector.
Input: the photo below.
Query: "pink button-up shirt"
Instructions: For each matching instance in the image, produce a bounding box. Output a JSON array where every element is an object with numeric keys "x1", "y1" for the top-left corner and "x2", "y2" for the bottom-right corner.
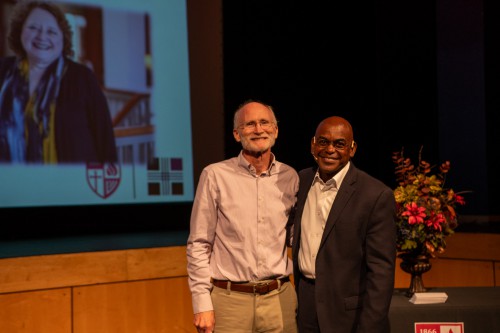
[{"x1": 186, "y1": 151, "x2": 299, "y2": 313}]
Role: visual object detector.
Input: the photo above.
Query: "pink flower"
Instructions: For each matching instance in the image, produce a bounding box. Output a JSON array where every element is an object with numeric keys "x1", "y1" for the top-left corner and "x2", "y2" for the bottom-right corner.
[
  {"x1": 454, "y1": 194, "x2": 466, "y2": 205},
  {"x1": 401, "y1": 202, "x2": 426, "y2": 225},
  {"x1": 426, "y1": 212, "x2": 446, "y2": 231}
]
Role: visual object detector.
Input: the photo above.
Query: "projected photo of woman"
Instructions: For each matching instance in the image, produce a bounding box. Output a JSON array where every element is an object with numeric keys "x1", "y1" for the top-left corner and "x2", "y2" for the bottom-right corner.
[{"x1": 0, "y1": 0, "x2": 117, "y2": 164}]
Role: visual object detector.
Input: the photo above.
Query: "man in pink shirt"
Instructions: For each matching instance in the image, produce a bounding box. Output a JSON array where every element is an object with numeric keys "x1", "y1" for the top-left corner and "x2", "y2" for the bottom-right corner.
[{"x1": 187, "y1": 100, "x2": 299, "y2": 333}]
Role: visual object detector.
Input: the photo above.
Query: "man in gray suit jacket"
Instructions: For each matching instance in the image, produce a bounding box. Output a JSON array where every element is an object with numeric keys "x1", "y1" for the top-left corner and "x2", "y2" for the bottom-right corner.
[{"x1": 290, "y1": 116, "x2": 397, "y2": 333}]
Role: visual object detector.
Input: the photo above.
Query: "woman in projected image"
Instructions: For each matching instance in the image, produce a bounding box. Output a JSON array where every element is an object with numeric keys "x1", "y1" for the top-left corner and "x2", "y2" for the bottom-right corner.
[{"x1": 0, "y1": 0, "x2": 117, "y2": 164}]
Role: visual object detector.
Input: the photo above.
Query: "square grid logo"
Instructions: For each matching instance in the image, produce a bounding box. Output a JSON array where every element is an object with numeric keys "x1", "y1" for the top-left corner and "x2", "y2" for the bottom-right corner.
[{"x1": 147, "y1": 157, "x2": 184, "y2": 195}]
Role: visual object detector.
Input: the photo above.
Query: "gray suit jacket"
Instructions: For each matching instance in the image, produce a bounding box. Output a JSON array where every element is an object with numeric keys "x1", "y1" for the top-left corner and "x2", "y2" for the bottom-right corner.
[{"x1": 291, "y1": 163, "x2": 397, "y2": 333}]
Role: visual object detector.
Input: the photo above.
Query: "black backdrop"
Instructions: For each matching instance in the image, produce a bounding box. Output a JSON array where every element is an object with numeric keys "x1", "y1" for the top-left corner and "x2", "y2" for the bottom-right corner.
[
  {"x1": 223, "y1": 1, "x2": 439, "y2": 188},
  {"x1": 222, "y1": 0, "x2": 499, "y2": 219}
]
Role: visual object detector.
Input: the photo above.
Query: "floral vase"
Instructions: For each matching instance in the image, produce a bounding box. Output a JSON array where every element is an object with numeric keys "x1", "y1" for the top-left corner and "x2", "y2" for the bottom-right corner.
[{"x1": 398, "y1": 253, "x2": 432, "y2": 297}]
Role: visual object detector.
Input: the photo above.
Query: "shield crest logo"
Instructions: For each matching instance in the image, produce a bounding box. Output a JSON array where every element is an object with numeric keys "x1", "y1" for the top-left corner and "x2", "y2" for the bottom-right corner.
[{"x1": 86, "y1": 162, "x2": 121, "y2": 199}]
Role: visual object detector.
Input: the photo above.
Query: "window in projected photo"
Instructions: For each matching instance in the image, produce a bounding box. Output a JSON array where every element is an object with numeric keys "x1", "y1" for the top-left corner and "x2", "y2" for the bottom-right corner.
[{"x1": 0, "y1": 0, "x2": 193, "y2": 208}]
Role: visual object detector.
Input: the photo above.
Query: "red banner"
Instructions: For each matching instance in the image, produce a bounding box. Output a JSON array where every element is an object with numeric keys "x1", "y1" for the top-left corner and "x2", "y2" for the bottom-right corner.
[{"x1": 414, "y1": 322, "x2": 464, "y2": 333}]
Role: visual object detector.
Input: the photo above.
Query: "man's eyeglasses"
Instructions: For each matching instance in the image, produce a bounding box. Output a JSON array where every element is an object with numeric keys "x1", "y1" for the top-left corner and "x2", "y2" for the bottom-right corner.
[
  {"x1": 238, "y1": 120, "x2": 275, "y2": 131},
  {"x1": 313, "y1": 137, "x2": 353, "y2": 150}
]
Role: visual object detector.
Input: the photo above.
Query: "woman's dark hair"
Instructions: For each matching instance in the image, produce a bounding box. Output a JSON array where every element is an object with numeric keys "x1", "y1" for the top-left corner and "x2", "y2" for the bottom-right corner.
[{"x1": 7, "y1": 0, "x2": 74, "y2": 58}]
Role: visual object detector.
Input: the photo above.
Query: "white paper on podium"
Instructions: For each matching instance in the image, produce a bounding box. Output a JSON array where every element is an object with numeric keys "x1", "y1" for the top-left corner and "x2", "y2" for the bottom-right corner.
[{"x1": 409, "y1": 292, "x2": 448, "y2": 304}]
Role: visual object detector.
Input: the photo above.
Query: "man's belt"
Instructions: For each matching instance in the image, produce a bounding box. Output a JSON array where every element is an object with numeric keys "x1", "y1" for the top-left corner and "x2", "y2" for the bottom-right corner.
[{"x1": 212, "y1": 276, "x2": 290, "y2": 295}]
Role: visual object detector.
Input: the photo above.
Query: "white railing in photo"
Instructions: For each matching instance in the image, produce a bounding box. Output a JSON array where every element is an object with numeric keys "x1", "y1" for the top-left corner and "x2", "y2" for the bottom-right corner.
[{"x1": 105, "y1": 89, "x2": 155, "y2": 165}]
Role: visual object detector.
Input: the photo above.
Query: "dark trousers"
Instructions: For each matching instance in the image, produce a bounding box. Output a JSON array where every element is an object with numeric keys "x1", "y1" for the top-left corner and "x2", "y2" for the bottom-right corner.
[{"x1": 297, "y1": 277, "x2": 320, "y2": 333}]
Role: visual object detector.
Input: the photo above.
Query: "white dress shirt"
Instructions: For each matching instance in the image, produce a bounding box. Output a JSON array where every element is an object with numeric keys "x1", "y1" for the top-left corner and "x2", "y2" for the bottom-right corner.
[{"x1": 298, "y1": 161, "x2": 350, "y2": 278}]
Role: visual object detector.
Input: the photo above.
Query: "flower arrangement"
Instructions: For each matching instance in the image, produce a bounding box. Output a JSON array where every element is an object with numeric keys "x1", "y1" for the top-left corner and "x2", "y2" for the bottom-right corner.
[{"x1": 392, "y1": 147, "x2": 466, "y2": 258}]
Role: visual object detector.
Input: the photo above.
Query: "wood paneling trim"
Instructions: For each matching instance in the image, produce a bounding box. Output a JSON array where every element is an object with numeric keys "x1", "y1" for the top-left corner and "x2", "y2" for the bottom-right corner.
[
  {"x1": 0, "y1": 246, "x2": 187, "y2": 294},
  {"x1": 73, "y1": 277, "x2": 193, "y2": 333},
  {"x1": 0, "y1": 233, "x2": 498, "y2": 295},
  {"x1": 439, "y1": 232, "x2": 500, "y2": 261},
  {"x1": 495, "y1": 262, "x2": 500, "y2": 286},
  {"x1": 395, "y1": 258, "x2": 495, "y2": 289},
  {"x1": 0, "y1": 288, "x2": 71, "y2": 333}
]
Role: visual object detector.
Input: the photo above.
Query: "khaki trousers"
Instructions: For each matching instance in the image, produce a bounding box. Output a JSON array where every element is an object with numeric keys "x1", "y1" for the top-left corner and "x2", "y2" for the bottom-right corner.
[{"x1": 211, "y1": 280, "x2": 298, "y2": 333}]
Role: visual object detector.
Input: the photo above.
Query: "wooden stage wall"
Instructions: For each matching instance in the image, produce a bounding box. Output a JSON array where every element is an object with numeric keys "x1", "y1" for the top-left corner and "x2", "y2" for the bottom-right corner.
[{"x1": 1, "y1": 233, "x2": 499, "y2": 333}]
